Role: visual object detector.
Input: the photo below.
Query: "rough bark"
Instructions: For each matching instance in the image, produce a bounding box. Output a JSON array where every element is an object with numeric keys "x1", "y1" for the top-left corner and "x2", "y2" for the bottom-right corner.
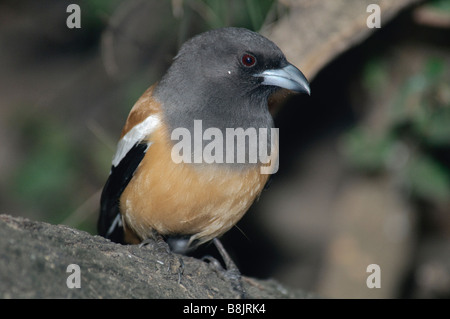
[{"x1": 0, "y1": 214, "x2": 312, "y2": 298}]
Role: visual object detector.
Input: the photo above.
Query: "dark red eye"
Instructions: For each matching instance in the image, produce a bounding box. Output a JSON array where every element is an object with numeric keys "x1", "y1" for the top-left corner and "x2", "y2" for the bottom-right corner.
[{"x1": 242, "y1": 54, "x2": 256, "y2": 67}]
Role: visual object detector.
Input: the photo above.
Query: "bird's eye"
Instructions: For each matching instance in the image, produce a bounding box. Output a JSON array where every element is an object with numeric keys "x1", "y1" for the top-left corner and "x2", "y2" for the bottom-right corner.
[{"x1": 241, "y1": 54, "x2": 256, "y2": 67}]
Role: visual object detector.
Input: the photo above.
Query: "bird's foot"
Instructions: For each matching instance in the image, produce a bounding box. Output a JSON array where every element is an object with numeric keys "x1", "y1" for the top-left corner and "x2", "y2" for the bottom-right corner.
[
  {"x1": 139, "y1": 236, "x2": 184, "y2": 284},
  {"x1": 202, "y1": 238, "x2": 246, "y2": 298}
]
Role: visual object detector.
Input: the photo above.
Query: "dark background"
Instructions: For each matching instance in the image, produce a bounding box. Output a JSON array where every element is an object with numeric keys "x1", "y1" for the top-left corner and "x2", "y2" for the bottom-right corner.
[{"x1": 0, "y1": 0, "x2": 449, "y2": 298}]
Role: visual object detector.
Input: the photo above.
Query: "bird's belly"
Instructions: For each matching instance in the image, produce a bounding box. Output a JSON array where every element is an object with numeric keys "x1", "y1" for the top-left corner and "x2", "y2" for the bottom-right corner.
[{"x1": 120, "y1": 127, "x2": 269, "y2": 245}]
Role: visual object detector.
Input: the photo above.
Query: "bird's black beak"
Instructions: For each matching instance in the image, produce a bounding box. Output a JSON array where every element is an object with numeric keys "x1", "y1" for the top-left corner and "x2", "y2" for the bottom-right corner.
[{"x1": 255, "y1": 63, "x2": 311, "y2": 95}]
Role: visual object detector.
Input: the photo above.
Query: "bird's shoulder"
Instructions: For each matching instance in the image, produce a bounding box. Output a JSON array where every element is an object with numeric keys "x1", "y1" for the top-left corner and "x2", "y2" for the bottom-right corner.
[
  {"x1": 120, "y1": 84, "x2": 162, "y2": 139},
  {"x1": 111, "y1": 84, "x2": 163, "y2": 167}
]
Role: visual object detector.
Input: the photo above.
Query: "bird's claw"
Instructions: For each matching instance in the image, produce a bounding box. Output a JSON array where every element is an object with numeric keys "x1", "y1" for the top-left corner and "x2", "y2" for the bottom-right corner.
[
  {"x1": 139, "y1": 236, "x2": 184, "y2": 284},
  {"x1": 202, "y1": 238, "x2": 247, "y2": 298}
]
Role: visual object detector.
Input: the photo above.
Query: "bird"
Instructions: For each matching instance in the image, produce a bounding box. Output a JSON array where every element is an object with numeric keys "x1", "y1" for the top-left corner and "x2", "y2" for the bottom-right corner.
[{"x1": 98, "y1": 27, "x2": 310, "y2": 260}]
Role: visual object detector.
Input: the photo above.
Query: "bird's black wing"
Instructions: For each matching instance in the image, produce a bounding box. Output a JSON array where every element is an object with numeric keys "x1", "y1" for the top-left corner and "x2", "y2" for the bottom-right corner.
[{"x1": 98, "y1": 142, "x2": 148, "y2": 243}]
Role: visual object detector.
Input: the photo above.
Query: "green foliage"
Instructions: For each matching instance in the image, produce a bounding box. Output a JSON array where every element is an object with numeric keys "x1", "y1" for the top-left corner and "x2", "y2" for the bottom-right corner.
[
  {"x1": 406, "y1": 155, "x2": 450, "y2": 203},
  {"x1": 182, "y1": 0, "x2": 276, "y2": 31},
  {"x1": 429, "y1": 0, "x2": 450, "y2": 12},
  {"x1": 362, "y1": 58, "x2": 389, "y2": 93},
  {"x1": 391, "y1": 58, "x2": 450, "y2": 145},
  {"x1": 11, "y1": 114, "x2": 80, "y2": 223},
  {"x1": 342, "y1": 57, "x2": 450, "y2": 203},
  {"x1": 342, "y1": 127, "x2": 394, "y2": 172},
  {"x1": 80, "y1": 0, "x2": 122, "y2": 31}
]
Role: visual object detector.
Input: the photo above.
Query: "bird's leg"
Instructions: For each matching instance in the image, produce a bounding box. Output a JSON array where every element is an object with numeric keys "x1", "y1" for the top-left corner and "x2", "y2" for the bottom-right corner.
[
  {"x1": 139, "y1": 232, "x2": 184, "y2": 284},
  {"x1": 203, "y1": 238, "x2": 246, "y2": 298}
]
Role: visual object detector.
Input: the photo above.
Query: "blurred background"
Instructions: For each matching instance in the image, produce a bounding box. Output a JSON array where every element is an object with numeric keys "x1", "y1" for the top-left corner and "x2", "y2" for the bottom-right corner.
[{"x1": 0, "y1": 0, "x2": 449, "y2": 298}]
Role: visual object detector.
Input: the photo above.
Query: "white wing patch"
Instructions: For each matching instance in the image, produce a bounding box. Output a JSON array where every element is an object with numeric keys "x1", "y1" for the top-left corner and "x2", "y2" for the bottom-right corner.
[{"x1": 111, "y1": 115, "x2": 161, "y2": 167}]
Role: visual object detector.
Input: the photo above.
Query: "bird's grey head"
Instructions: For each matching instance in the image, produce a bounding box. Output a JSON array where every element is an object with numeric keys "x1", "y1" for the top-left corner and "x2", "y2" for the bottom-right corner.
[{"x1": 155, "y1": 27, "x2": 310, "y2": 132}]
